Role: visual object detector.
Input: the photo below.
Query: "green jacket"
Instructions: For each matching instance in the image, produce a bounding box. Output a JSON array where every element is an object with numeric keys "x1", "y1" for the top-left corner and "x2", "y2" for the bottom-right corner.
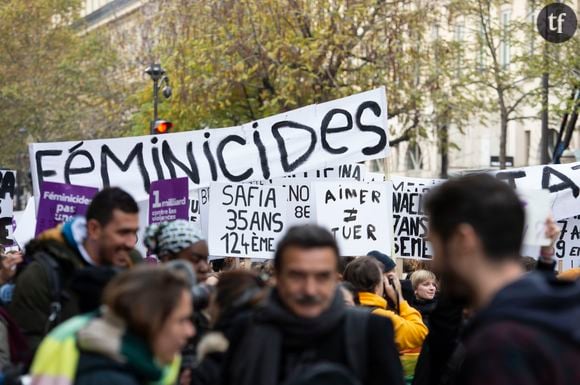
[
  {"x1": 9, "y1": 218, "x2": 143, "y2": 356},
  {"x1": 9, "y1": 225, "x2": 87, "y2": 355}
]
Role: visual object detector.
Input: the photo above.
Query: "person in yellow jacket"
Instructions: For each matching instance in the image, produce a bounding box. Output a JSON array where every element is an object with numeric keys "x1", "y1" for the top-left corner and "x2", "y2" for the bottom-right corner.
[{"x1": 343, "y1": 256, "x2": 428, "y2": 351}]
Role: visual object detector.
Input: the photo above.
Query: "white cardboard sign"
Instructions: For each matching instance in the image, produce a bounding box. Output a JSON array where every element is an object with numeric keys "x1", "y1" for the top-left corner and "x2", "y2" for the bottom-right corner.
[
  {"x1": 208, "y1": 183, "x2": 286, "y2": 258},
  {"x1": 314, "y1": 181, "x2": 392, "y2": 256}
]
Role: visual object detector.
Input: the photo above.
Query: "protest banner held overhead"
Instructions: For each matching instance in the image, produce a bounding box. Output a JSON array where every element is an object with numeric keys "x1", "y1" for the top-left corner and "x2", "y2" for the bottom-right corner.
[
  {"x1": 491, "y1": 162, "x2": 580, "y2": 220},
  {"x1": 148, "y1": 177, "x2": 189, "y2": 225},
  {"x1": 29, "y1": 88, "x2": 389, "y2": 202},
  {"x1": 35, "y1": 182, "x2": 98, "y2": 236},
  {"x1": 0, "y1": 170, "x2": 16, "y2": 246},
  {"x1": 208, "y1": 183, "x2": 286, "y2": 258},
  {"x1": 314, "y1": 181, "x2": 392, "y2": 256}
]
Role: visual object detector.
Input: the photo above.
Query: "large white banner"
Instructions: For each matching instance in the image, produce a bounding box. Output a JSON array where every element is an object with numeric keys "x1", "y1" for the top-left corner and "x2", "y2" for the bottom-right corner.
[
  {"x1": 29, "y1": 88, "x2": 388, "y2": 201},
  {"x1": 314, "y1": 181, "x2": 392, "y2": 256},
  {"x1": 492, "y1": 162, "x2": 580, "y2": 220}
]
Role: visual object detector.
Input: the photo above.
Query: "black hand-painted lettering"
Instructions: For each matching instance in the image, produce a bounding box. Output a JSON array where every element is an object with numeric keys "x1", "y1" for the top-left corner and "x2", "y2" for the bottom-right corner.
[
  {"x1": 222, "y1": 185, "x2": 233, "y2": 205},
  {"x1": 253, "y1": 130, "x2": 271, "y2": 179},
  {"x1": 64, "y1": 150, "x2": 95, "y2": 185},
  {"x1": 542, "y1": 166, "x2": 580, "y2": 197},
  {"x1": 35, "y1": 150, "x2": 62, "y2": 185},
  {"x1": 356, "y1": 101, "x2": 387, "y2": 155},
  {"x1": 101, "y1": 143, "x2": 150, "y2": 193},
  {"x1": 495, "y1": 171, "x2": 526, "y2": 188},
  {"x1": 321, "y1": 108, "x2": 352, "y2": 154},
  {"x1": 0, "y1": 171, "x2": 15, "y2": 199},
  {"x1": 272, "y1": 121, "x2": 317, "y2": 172},
  {"x1": 216, "y1": 135, "x2": 253, "y2": 182},
  {"x1": 367, "y1": 224, "x2": 377, "y2": 240},
  {"x1": 203, "y1": 133, "x2": 218, "y2": 181},
  {"x1": 162, "y1": 141, "x2": 200, "y2": 184},
  {"x1": 343, "y1": 208, "x2": 358, "y2": 223},
  {"x1": 151, "y1": 146, "x2": 165, "y2": 180}
]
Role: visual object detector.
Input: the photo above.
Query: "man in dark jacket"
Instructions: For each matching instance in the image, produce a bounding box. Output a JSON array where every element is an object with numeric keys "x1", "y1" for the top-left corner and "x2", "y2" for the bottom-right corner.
[
  {"x1": 424, "y1": 174, "x2": 580, "y2": 385},
  {"x1": 9, "y1": 187, "x2": 139, "y2": 354},
  {"x1": 224, "y1": 225, "x2": 404, "y2": 385}
]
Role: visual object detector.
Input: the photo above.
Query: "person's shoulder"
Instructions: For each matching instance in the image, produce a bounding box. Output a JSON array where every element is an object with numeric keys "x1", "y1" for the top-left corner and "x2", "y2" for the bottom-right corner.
[
  {"x1": 12, "y1": 259, "x2": 47, "y2": 288},
  {"x1": 26, "y1": 233, "x2": 81, "y2": 265},
  {"x1": 75, "y1": 369, "x2": 140, "y2": 385},
  {"x1": 464, "y1": 320, "x2": 549, "y2": 356},
  {"x1": 344, "y1": 307, "x2": 394, "y2": 336},
  {"x1": 75, "y1": 352, "x2": 140, "y2": 385}
]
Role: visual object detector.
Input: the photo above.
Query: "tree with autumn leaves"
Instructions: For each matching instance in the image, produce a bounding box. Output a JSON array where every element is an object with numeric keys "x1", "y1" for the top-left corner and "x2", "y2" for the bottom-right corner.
[
  {"x1": 132, "y1": 0, "x2": 475, "y2": 175},
  {"x1": 0, "y1": 0, "x2": 129, "y2": 182}
]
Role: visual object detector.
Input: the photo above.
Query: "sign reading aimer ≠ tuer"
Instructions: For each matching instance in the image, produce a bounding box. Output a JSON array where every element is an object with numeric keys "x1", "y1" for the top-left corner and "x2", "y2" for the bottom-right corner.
[{"x1": 314, "y1": 181, "x2": 392, "y2": 256}]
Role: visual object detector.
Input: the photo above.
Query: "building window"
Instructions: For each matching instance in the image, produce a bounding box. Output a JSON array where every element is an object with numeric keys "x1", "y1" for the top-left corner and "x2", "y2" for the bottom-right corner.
[
  {"x1": 500, "y1": 10, "x2": 511, "y2": 68},
  {"x1": 454, "y1": 22, "x2": 465, "y2": 76}
]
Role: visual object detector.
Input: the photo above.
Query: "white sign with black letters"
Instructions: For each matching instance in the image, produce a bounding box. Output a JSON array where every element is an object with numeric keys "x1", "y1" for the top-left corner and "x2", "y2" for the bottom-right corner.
[
  {"x1": 314, "y1": 181, "x2": 392, "y2": 256},
  {"x1": 391, "y1": 176, "x2": 443, "y2": 259},
  {"x1": 29, "y1": 88, "x2": 389, "y2": 202},
  {"x1": 492, "y1": 162, "x2": 580, "y2": 220},
  {"x1": 208, "y1": 183, "x2": 286, "y2": 258},
  {"x1": 0, "y1": 170, "x2": 16, "y2": 246}
]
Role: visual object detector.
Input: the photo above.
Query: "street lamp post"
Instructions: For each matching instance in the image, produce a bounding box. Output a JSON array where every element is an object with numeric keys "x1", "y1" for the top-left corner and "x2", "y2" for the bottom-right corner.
[{"x1": 144, "y1": 64, "x2": 172, "y2": 135}]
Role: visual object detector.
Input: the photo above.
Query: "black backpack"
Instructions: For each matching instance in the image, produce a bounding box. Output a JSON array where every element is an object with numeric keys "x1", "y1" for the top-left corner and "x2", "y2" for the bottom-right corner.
[
  {"x1": 34, "y1": 252, "x2": 66, "y2": 334},
  {"x1": 280, "y1": 307, "x2": 373, "y2": 385},
  {"x1": 281, "y1": 361, "x2": 363, "y2": 385}
]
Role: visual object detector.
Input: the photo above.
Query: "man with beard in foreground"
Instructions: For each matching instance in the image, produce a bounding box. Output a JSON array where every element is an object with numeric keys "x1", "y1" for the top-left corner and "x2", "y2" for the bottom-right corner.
[
  {"x1": 424, "y1": 174, "x2": 580, "y2": 385},
  {"x1": 223, "y1": 225, "x2": 404, "y2": 385}
]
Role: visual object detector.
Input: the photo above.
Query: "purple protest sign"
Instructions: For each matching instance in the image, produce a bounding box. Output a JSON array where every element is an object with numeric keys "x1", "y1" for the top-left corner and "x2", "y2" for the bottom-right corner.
[
  {"x1": 149, "y1": 178, "x2": 189, "y2": 224},
  {"x1": 35, "y1": 182, "x2": 98, "y2": 236}
]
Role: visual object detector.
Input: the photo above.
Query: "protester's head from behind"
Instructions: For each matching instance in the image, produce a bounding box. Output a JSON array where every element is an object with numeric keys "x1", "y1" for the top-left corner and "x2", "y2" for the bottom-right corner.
[
  {"x1": 367, "y1": 250, "x2": 396, "y2": 274},
  {"x1": 425, "y1": 174, "x2": 524, "y2": 304},
  {"x1": 274, "y1": 225, "x2": 340, "y2": 318},
  {"x1": 85, "y1": 187, "x2": 139, "y2": 267},
  {"x1": 210, "y1": 270, "x2": 268, "y2": 324},
  {"x1": 338, "y1": 256, "x2": 356, "y2": 279},
  {"x1": 411, "y1": 269, "x2": 437, "y2": 301},
  {"x1": 102, "y1": 265, "x2": 195, "y2": 364},
  {"x1": 343, "y1": 256, "x2": 384, "y2": 297},
  {"x1": 144, "y1": 220, "x2": 210, "y2": 282}
]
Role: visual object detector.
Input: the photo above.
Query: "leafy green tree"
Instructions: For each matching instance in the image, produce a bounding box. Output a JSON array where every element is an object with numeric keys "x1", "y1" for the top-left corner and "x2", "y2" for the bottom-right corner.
[
  {"x1": 0, "y1": 0, "x2": 127, "y2": 180},
  {"x1": 132, "y1": 0, "x2": 465, "y2": 151},
  {"x1": 450, "y1": 0, "x2": 579, "y2": 169}
]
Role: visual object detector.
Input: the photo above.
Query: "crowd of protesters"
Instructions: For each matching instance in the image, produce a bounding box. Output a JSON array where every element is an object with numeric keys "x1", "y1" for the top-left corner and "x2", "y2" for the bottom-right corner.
[{"x1": 0, "y1": 174, "x2": 577, "y2": 385}]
